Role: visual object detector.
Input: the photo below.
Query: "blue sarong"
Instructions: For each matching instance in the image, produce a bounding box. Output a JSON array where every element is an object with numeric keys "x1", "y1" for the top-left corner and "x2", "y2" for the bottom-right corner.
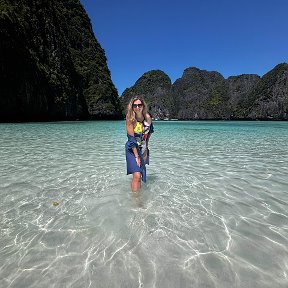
[{"x1": 125, "y1": 123, "x2": 153, "y2": 182}]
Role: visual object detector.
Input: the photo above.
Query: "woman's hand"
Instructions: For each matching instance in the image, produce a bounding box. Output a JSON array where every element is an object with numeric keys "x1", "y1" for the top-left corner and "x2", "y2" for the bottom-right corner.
[{"x1": 135, "y1": 156, "x2": 141, "y2": 167}]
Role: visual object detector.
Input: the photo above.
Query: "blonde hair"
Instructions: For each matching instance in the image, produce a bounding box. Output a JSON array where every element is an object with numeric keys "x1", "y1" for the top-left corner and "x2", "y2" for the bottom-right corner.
[{"x1": 126, "y1": 95, "x2": 148, "y2": 126}]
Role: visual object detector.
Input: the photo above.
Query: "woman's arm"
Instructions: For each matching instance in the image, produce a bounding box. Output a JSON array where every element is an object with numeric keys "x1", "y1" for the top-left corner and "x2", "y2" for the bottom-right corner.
[
  {"x1": 145, "y1": 113, "x2": 152, "y2": 125},
  {"x1": 126, "y1": 119, "x2": 141, "y2": 166}
]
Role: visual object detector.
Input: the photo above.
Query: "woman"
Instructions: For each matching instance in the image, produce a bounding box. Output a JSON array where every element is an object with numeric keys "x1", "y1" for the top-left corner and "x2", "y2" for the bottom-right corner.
[{"x1": 125, "y1": 96, "x2": 154, "y2": 192}]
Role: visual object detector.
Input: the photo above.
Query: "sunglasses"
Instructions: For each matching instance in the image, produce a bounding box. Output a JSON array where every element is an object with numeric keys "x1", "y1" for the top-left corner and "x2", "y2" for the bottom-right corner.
[{"x1": 132, "y1": 103, "x2": 143, "y2": 108}]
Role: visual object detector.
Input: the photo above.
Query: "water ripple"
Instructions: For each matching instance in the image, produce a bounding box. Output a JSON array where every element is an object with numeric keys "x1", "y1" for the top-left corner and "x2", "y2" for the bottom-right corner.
[{"x1": 0, "y1": 121, "x2": 288, "y2": 287}]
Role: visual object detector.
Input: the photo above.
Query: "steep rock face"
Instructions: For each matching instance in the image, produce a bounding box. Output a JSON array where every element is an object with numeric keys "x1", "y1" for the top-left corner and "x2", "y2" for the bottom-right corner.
[
  {"x1": 226, "y1": 74, "x2": 260, "y2": 118},
  {"x1": 247, "y1": 63, "x2": 288, "y2": 119},
  {"x1": 0, "y1": 0, "x2": 121, "y2": 121},
  {"x1": 122, "y1": 64, "x2": 288, "y2": 120},
  {"x1": 172, "y1": 67, "x2": 230, "y2": 119},
  {"x1": 121, "y1": 70, "x2": 172, "y2": 119}
]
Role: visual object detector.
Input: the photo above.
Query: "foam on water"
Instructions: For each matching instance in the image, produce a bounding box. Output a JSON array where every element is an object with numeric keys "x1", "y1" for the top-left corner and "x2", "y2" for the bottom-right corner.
[{"x1": 0, "y1": 121, "x2": 287, "y2": 287}]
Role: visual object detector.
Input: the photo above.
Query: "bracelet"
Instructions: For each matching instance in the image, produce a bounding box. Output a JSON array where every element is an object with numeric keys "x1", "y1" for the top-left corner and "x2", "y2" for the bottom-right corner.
[{"x1": 135, "y1": 156, "x2": 139, "y2": 158}]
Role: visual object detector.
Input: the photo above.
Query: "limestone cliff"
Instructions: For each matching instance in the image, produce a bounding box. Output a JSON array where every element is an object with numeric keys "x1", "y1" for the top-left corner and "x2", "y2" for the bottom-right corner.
[
  {"x1": 172, "y1": 67, "x2": 230, "y2": 119},
  {"x1": 121, "y1": 64, "x2": 288, "y2": 120},
  {"x1": 226, "y1": 74, "x2": 260, "y2": 118},
  {"x1": 246, "y1": 63, "x2": 288, "y2": 120},
  {"x1": 121, "y1": 70, "x2": 173, "y2": 119},
  {"x1": 0, "y1": 0, "x2": 122, "y2": 121}
]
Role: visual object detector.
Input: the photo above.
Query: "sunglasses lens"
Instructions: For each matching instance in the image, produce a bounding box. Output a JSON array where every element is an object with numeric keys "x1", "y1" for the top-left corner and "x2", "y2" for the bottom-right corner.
[{"x1": 133, "y1": 104, "x2": 143, "y2": 108}]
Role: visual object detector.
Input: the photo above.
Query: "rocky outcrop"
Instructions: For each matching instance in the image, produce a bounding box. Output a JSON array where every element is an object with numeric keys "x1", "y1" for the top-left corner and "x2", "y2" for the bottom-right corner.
[
  {"x1": 247, "y1": 63, "x2": 288, "y2": 120},
  {"x1": 121, "y1": 70, "x2": 173, "y2": 119},
  {"x1": 0, "y1": 0, "x2": 122, "y2": 122},
  {"x1": 120, "y1": 64, "x2": 288, "y2": 120},
  {"x1": 172, "y1": 67, "x2": 230, "y2": 119},
  {"x1": 226, "y1": 74, "x2": 260, "y2": 118}
]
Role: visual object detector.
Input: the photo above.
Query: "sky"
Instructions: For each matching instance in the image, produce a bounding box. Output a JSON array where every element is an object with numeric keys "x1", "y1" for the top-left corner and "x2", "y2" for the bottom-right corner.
[{"x1": 80, "y1": 0, "x2": 288, "y2": 96}]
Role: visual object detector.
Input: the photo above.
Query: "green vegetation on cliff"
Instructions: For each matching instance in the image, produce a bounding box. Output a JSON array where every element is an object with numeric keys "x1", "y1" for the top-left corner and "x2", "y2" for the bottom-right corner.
[
  {"x1": 0, "y1": 0, "x2": 121, "y2": 121},
  {"x1": 121, "y1": 70, "x2": 173, "y2": 119},
  {"x1": 121, "y1": 64, "x2": 288, "y2": 120}
]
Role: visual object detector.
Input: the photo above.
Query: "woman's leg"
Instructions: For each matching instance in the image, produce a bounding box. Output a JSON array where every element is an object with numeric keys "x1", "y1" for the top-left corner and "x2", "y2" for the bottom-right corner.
[{"x1": 132, "y1": 172, "x2": 141, "y2": 192}]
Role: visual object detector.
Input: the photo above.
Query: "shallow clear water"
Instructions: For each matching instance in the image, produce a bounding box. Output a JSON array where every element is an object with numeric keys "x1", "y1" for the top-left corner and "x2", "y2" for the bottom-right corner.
[{"x1": 0, "y1": 120, "x2": 287, "y2": 288}]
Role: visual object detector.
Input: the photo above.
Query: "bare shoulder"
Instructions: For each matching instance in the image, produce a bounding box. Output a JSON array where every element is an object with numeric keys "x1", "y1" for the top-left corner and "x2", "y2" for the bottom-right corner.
[
  {"x1": 126, "y1": 118, "x2": 134, "y2": 129},
  {"x1": 145, "y1": 113, "x2": 152, "y2": 124},
  {"x1": 126, "y1": 118, "x2": 134, "y2": 135},
  {"x1": 126, "y1": 118, "x2": 132, "y2": 126}
]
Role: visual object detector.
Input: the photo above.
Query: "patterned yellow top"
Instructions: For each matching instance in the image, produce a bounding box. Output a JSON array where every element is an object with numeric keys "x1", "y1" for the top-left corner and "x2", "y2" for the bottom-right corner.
[{"x1": 134, "y1": 121, "x2": 143, "y2": 133}]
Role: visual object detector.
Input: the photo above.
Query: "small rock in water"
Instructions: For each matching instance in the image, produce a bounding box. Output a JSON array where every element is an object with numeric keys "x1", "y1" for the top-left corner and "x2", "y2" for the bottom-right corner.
[{"x1": 52, "y1": 201, "x2": 59, "y2": 206}]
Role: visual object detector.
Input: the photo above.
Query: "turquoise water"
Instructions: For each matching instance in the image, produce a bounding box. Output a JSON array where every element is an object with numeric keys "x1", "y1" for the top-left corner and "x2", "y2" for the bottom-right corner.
[{"x1": 0, "y1": 121, "x2": 287, "y2": 288}]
